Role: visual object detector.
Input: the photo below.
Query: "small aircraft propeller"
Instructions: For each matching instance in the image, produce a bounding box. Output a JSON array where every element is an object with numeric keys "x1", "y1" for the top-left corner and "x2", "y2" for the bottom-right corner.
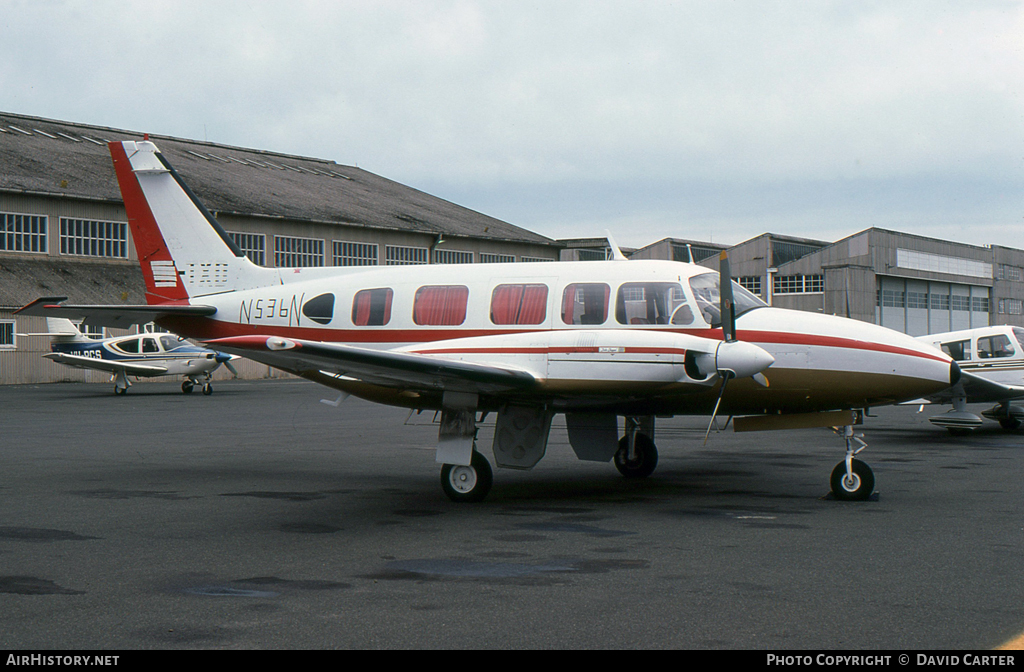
[
  {"x1": 700, "y1": 251, "x2": 774, "y2": 444},
  {"x1": 213, "y1": 351, "x2": 239, "y2": 378}
]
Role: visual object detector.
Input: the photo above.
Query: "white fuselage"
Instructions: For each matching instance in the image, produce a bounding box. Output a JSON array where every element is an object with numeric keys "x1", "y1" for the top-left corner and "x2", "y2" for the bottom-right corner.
[{"x1": 160, "y1": 259, "x2": 956, "y2": 415}]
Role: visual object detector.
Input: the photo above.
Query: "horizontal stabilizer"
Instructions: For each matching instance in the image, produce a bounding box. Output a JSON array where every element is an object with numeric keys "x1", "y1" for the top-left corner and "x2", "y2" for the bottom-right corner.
[{"x1": 16, "y1": 297, "x2": 217, "y2": 329}]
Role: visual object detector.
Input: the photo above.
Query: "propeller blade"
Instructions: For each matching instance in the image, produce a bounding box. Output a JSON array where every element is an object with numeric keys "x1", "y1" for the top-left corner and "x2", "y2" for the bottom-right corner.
[
  {"x1": 703, "y1": 373, "x2": 733, "y2": 445},
  {"x1": 752, "y1": 372, "x2": 770, "y2": 387},
  {"x1": 719, "y1": 251, "x2": 737, "y2": 342},
  {"x1": 224, "y1": 360, "x2": 239, "y2": 378}
]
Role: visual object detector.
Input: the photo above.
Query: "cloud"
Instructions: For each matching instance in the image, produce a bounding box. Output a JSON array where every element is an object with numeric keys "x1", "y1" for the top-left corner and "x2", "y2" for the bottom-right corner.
[{"x1": 0, "y1": 0, "x2": 1021, "y2": 247}]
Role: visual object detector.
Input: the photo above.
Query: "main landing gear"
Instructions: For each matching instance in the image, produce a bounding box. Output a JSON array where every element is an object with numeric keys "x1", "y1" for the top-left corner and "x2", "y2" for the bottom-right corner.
[
  {"x1": 615, "y1": 417, "x2": 658, "y2": 479},
  {"x1": 181, "y1": 374, "x2": 214, "y2": 395},
  {"x1": 829, "y1": 425, "x2": 874, "y2": 501},
  {"x1": 440, "y1": 449, "x2": 493, "y2": 503}
]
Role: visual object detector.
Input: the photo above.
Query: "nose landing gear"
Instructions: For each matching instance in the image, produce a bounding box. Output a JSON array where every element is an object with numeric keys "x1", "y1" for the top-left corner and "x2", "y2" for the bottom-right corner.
[{"x1": 830, "y1": 425, "x2": 874, "y2": 501}]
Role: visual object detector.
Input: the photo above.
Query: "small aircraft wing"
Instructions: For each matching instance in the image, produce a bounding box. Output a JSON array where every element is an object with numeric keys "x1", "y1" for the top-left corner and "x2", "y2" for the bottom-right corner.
[
  {"x1": 16, "y1": 297, "x2": 217, "y2": 330},
  {"x1": 925, "y1": 370, "x2": 1024, "y2": 405},
  {"x1": 43, "y1": 352, "x2": 169, "y2": 376},
  {"x1": 206, "y1": 335, "x2": 538, "y2": 395}
]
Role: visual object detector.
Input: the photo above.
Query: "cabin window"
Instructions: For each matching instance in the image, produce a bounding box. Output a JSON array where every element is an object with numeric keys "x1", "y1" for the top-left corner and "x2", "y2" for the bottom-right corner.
[
  {"x1": 978, "y1": 334, "x2": 1016, "y2": 359},
  {"x1": 615, "y1": 282, "x2": 688, "y2": 325},
  {"x1": 561, "y1": 283, "x2": 610, "y2": 325},
  {"x1": 940, "y1": 340, "x2": 971, "y2": 361},
  {"x1": 352, "y1": 288, "x2": 394, "y2": 326},
  {"x1": 491, "y1": 284, "x2": 548, "y2": 325},
  {"x1": 142, "y1": 337, "x2": 159, "y2": 353},
  {"x1": 117, "y1": 338, "x2": 140, "y2": 354},
  {"x1": 413, "y1": 285, "x2": 469, "y2": 326}
]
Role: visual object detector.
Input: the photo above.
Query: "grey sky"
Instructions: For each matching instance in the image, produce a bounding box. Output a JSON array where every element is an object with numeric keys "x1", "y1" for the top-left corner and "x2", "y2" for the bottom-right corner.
[{"x1": 2, "y1": 0, "x2": 1021, "y2": 248}]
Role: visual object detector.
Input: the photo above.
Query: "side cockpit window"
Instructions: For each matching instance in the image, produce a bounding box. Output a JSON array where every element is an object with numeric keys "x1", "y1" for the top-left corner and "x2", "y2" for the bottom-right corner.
[
  {"x1": 979, "y1": 334, "x2": 1016, "y2": 359},
  {"x1": 115, "y1": 337, "x2": 140, "y2": 354},
  {"x1": 615, "y1": 282, "x2": 688, "y2": 325},
  {"x1": 561, "y1": 283, "x2": 610, "y2": 325}
]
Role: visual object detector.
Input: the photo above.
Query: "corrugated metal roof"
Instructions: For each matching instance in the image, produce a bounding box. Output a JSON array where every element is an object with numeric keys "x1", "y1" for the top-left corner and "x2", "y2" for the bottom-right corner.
[
  {"x1": 0, "y1": 257, "x2": 144, "y2": 309},
  {"x1": 0, "y1": 111, "x2": 553, "y2": 246}
]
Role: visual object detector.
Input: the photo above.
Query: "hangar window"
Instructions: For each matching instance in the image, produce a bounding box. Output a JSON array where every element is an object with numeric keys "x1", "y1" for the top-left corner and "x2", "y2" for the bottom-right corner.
[
  {"x1": 334, "y1": 241, "x2": 378, "y2": 266},
  {"x1": 59, "y1": 218, "x2": 128, "y2": 258},
  {"x1": 1, "y1": 213, "x2": 47, "y2": 253},
  {"x1": 615, "y1": 283, "x2": 688, "y2": 325},
  {"x1": 0, "y1": 321, "x2": 14, "y2": 349},
  {"x1": 481, "y1": 253, "x2": 516, "y2": 264},
  {"x1": 491, "y1": 284, "x2": 548, "y2": 325},
  {"x1": 434, "y1": 249, "x2": 474, "y2": 264},
  {"x1": 274, "y1": 236, "x2": 324, "y2": 268},
  {"x1": 385, "y1": 245, "x2": 428, "y2": 265},
  {"x1": 228, "y1": 232, "x2": 266, "y2": 266},
  {"x1": 352, "y1": 288, "x2": 394, "y2": 326},
  {"x1": 561, "y1": 283, "x2": 610, "y2": 325},
  {"x1": 414, "y1": 286, "x2": 469, "y2": 326}
]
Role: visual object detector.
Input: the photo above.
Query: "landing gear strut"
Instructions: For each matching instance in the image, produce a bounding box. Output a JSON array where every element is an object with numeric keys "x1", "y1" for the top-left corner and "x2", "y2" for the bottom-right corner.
[{"x1": 830, "y1": 425, "x2": 874, "y2": 501}]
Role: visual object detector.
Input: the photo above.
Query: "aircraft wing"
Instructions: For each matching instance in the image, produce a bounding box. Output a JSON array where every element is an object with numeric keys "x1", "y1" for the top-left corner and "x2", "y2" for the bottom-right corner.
[
  {"x1": 924, "y1": 370, "x2": 1024, "y2": 404},
  {"x1": 43, "y1": 353, "x2": 169, "y2": 376},
  {"x1": 206, "y1": 335, "x2": 538, "y2": 395},
  {"x1": 16, "y1": 297, "x2": 217, "y2": 330}
]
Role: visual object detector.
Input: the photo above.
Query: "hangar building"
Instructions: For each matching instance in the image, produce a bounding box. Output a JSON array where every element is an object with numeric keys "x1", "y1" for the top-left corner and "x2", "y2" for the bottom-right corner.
[
  {"x1": 0, "y1": 112, "x2": 559, "y2": 384},
  {"x1": 632, "y1": 230, "x2": 1024, "y2": 334}
]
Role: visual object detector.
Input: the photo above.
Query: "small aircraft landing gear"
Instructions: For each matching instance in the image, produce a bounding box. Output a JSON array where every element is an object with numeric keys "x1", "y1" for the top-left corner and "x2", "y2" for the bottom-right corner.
[
  {"x1": 440, "y1": 450, "x2": 493, "y2": 503},
  {"x1": 614, "y1": 417, "x2": 658, "y2": 479},
  {"x1": 202, "y1": 383, "x2": 213, "y2": 395},
  {"x1": 113, "y1": 385, "x2": 128, "y2": 396},
  {"x1": 182, "y1": 381, "x2": 194, "y2": 394},
  {"x1": 830, "y1": 425, "x2": 874, "y2": 501}
]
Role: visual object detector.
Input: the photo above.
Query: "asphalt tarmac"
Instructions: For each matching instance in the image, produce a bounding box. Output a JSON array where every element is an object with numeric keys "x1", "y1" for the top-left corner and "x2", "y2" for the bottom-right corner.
[{"x1": 1, "y1": 379, "x2": 1023, "y2": 650}]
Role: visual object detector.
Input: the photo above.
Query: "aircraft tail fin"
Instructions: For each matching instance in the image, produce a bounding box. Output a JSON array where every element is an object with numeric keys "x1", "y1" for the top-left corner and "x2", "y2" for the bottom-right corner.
[{"x1": 109, "y1": 140, "x2": 274, "y2": 304}]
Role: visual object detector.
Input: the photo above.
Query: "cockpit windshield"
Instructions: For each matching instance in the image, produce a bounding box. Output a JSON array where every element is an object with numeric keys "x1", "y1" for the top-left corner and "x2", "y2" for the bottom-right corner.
[
  {"x1": 1014, "y1": 327, "x2": 1024, "y2": 352},
  {"x1": 688, "y1": 272, "x2": 767, "y2": 327}
]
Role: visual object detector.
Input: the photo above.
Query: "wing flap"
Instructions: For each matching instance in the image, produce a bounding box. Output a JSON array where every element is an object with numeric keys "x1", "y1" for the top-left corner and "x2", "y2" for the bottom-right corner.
[{"x1": 206, "y1": 335, "x2": 538, "y2": 394}]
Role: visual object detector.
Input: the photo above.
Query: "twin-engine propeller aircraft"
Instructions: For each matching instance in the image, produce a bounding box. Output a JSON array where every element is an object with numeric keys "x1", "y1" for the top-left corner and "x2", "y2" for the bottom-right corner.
[
  {"x1": 18, "y1": 140, "x2": 960, "y2": 502},
  {"x1": 916, "y1": 326, "x2": 1024, "y2": 433},
  {"x1": 16, "y1": 316, "x2": 237, "y2": 395}
]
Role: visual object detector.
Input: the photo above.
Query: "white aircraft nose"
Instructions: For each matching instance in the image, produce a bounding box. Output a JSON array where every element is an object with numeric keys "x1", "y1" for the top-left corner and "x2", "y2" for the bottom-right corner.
[{"x1": 715, "y1": 340, "x2": 775, "y2": 379}]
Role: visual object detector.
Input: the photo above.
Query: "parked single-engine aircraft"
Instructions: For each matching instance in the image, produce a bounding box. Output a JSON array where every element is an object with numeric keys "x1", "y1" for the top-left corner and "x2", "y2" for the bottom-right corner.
[
  {"x1": 916, "y1": 326, "x2": 1024, "y2": 432},
  {"x1": 17, "y1": 140, "x2": 960, "y2": 502},
  {"x1": 18, "y1": 316, "x2": 237, "y2": 395}
]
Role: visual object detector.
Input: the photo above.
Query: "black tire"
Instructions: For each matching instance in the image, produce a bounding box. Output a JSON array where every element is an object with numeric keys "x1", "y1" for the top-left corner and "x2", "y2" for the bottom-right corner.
[
  {"x1": 614, "y1": 433, "x2": 658, "y2": 479},
  {"x1": 830, "y1": 459, "x2": 874, "y2": 501},
  {"x1": 181, "y1": 381, "x2": 194, "y2": 394},
  {"x1": 114, "y1": 386, "x2": 127, "y2": 396},
  {"x1": 440, "y1": 451, "x2": 493, "y2": 503},
  {"x1": 202, "y1": 384, "x2": 213, "y2": 396},
  {"x1": 999, "y1": 418, "x2": 1021, "y2": 430}
]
